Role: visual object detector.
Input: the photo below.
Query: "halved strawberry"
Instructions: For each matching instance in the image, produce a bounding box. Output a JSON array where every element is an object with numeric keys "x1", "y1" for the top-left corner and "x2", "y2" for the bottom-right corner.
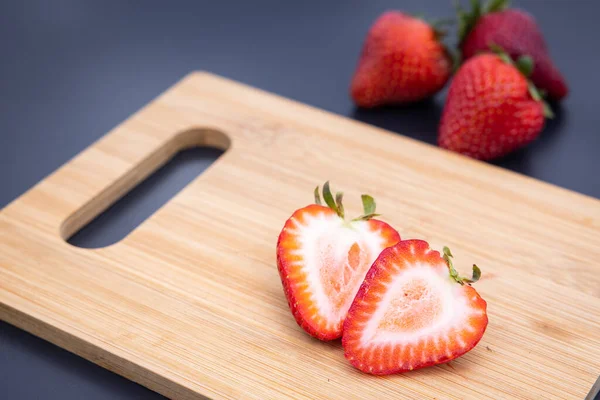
[
  {"x1": 342, "y1": 240, "x2": 488, "y2": 374},
  {"x1": 277, "y1": 182, "x2": 401, "y2": 340}
]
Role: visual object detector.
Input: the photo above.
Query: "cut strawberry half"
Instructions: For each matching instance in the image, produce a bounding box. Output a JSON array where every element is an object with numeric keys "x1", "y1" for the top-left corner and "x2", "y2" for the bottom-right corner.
[
  {"x1": 277, "y1": 182, "x2": 401, "y2": 340},
  {"x1": 342, "y1": 240, "x2": 488, "y2": 374}
]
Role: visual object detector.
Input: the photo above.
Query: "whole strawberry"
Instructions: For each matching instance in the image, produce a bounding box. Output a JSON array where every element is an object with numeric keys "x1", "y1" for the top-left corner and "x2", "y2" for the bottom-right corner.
[
  {"x1": 438, "y1": 51, "x2": 551, "y2": 160},
  {"x1": 458, "y1": 0, "x2": 568, "y2": 100},
  {"x1": 351, "y1": 11, "x2": 452, "y2": 107}
]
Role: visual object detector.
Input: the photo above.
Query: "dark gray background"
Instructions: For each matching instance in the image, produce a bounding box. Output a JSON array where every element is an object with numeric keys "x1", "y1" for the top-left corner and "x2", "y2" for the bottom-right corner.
[{"x1": 1, "y1": 0, "x2": 599, "y2": 399}]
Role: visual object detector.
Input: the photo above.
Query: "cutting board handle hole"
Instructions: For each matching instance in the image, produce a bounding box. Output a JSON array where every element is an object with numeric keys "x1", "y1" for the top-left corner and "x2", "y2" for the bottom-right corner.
[{"x1": 62, "y1": 128, "x2": 229, "y2": 248}]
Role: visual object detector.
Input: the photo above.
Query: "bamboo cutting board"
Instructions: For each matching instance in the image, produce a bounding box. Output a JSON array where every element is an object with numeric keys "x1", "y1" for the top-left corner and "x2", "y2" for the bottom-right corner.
[{"x1": 1, "y1": 72, "x2": 599, "y2": 400}]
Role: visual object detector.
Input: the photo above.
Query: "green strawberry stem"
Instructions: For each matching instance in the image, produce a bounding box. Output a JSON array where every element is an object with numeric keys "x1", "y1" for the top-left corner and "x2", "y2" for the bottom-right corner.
[
  {"x1": 361, "y1": 194, "x2": 376, "y2": 215},
  {"x1": 541, "y1": 102, "x2": 555, "y2": 119},
  {"x1": 335, "y1": 192, "x2": 345, "y2": 218},
  {"x1": 314, "y1": 186, "x2": 322, "y2": 205},
  {"x1": 515, "y1": 55, "x2": 533, "y2": 77},
  {"x1": 314, "y1": 182, "x2": 381, "y2": 221},
  {"x1": 443, "y1": 246, "x2": 481, "y2": 286},
  {"x1": 485, "y1": 0, "x2": 510, "y2": 13},
  {"x1": 321, "y1": 181, "x2": 342, "y2": 218}
]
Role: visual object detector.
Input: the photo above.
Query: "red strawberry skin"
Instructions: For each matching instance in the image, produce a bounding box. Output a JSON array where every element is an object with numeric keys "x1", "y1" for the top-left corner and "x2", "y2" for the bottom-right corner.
[
  {"x1": 461, "y1": 9, "x2": 568, "y2": 100},
  {"x1": 342, "y1": 240, "x2": 488, "y2": 375},
  {"x1": 351, "y1": 11, "x2": 452, "y2": 108},
  {"x1": 277, "y1": 204, "x2": 400, "y2": 340},
  {"x1": 438, "y1": 53, "x2": 545, "y2": 160}
]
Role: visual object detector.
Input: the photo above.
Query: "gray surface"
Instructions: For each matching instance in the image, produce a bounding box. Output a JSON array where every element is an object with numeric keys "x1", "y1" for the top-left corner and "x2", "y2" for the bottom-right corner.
[{"x1": 0, "y1": 0, "x2": 599, "y2": 399}]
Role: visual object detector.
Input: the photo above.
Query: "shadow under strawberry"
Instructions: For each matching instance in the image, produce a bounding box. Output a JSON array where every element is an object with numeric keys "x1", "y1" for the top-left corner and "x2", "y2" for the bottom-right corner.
[{"x1": 350, "y1": 97, "x2": 444, "y2": 146}]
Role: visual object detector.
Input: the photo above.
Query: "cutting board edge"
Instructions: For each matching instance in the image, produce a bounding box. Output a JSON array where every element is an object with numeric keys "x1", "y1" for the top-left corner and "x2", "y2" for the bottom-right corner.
[{"x1": 0, "y1": 301, "x2": 207, "y2": 400}]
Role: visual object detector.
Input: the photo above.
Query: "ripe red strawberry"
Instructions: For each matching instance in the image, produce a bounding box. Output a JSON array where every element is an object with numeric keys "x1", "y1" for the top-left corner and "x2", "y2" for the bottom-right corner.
[
  {"x1": 350, "y1": 11, "x2": 452, "y2": 108},
  {"x1": 438, "y1": 51, "x2": 551, "y2": 160},
  {"x1": 277, "y1": 182, "x2": 400, "y2": 340},
  {"x1": 458, "y1": 0, "x2": 568, "y2": 100},
  {"x1": 342, "y1": 240, "x2": 487, "y2": 375}
]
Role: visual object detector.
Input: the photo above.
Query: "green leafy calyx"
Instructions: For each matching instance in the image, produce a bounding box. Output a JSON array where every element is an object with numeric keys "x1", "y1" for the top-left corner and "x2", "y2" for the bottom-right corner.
[
  {"x1": 442, "y1": 246, "x2": 481, "y2": 286},
  {"x1": 314, "y1": 182, "x2": 381, "y2": 221},
  {"x1": 515, "y1": 55, "x2": 534, "y2": 77}
]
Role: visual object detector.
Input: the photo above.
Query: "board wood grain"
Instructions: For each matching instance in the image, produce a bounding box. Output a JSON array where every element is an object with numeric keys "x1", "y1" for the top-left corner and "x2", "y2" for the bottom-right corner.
[{"x1": 1, "y1": 72, "x2": 599, "y2": 399}]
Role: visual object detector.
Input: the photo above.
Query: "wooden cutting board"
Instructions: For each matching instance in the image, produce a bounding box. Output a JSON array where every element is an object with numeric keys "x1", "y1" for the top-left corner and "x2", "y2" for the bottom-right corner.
[{"x1": 1, "y1": 72, "x2": 599, "y2": 400}]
